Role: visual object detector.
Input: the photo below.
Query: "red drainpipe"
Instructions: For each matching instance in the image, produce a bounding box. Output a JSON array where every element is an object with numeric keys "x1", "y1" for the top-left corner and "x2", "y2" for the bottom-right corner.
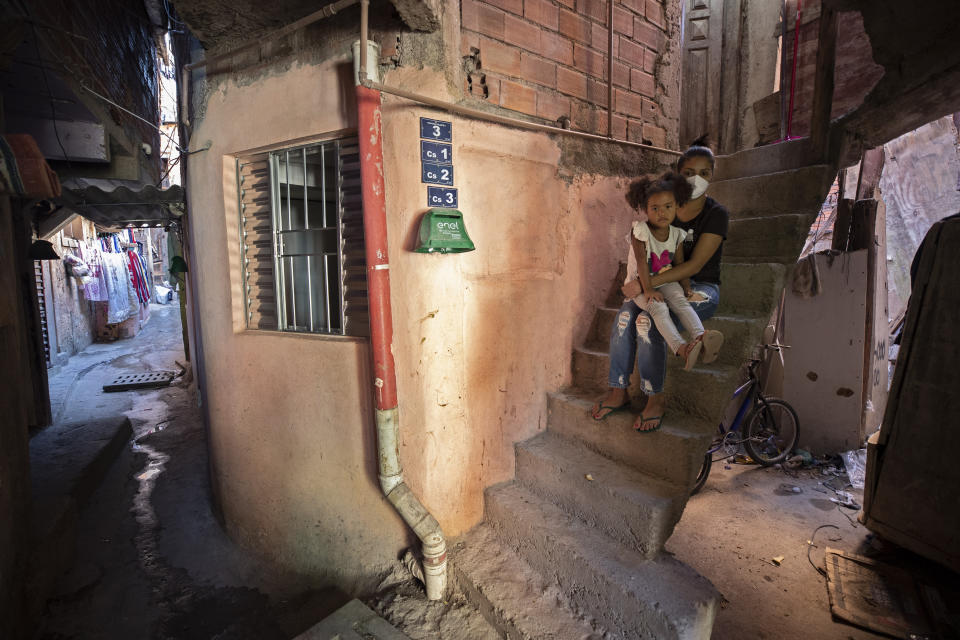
[
  {"x1": 355, "y1": 48, "x2": 447, "y2": 599},
  {"x1": 356, "y1": 85, "x2": 398, "y2": 411}
]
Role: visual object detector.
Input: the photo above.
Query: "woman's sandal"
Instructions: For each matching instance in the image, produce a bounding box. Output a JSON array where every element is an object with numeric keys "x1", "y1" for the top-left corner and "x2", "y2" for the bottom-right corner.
[
  {"x1": 634, "y1": 413, "x2": 663, "y2": 433},
  {"x1": 591, "y1": 400, "x2": 631, "y2": 421}
]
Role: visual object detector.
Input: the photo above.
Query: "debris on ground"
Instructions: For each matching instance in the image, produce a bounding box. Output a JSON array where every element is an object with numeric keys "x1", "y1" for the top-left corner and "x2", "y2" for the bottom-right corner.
[
  {"x1": 772, "y1": 555, "x2": 785, "y2": 566},
  {"x1": 368, "y1": 566, "x2": 499, "y2": 640},
  {"x1": 776, "y1": 483, "x2": 803, "y2": 495}
]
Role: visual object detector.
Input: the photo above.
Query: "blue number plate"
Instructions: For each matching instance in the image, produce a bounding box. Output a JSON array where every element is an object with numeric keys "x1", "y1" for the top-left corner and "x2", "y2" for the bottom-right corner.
[
  {"x1": 420, "y1": 117, "x2": 452, "y2": 142},
  {"x1": 421, "y1": 163, "x2": 454, "y2": 185},
  {"x1": 420, "y1": 140, "x2": 453, "y2": 165},
  {"x1": 427, "y1": 187, "x2": 458, "y2": 208}
]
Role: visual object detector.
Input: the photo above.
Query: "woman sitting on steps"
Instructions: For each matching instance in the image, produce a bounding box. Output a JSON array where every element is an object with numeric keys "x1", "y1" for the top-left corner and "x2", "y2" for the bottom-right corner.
[{"x1": 591, "y1": 135, "x2": 730, "y2": 432}]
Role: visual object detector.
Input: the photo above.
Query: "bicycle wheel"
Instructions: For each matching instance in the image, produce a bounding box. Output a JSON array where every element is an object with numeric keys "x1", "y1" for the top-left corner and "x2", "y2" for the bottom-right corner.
[
  {"x1": 743, "y1": 398, "x2": 800, "y2": 466},
  {"x1": 691, "y1": 451, "x2": 712, "y2": 495}
]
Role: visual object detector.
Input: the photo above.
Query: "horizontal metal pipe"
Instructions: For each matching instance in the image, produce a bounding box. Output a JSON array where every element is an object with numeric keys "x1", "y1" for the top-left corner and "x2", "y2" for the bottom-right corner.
[
  {"x1": 359, "y1": 78, "x2": 683, "y2": 157},
  {"x1": 184, "y1": 0, "x2": 359, "y2": 72}
]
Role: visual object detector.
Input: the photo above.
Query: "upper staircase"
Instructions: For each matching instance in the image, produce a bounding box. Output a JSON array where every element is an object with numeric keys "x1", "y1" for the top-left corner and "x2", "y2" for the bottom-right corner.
[{"x1": 454, "y1": 140, "x2": 837, "y2": 639}]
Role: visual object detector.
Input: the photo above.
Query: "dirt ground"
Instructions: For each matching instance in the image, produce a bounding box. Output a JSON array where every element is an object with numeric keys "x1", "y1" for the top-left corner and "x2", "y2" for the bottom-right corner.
[{"x1": 668, "y1": 458, "x2": 885, "y2": 640}]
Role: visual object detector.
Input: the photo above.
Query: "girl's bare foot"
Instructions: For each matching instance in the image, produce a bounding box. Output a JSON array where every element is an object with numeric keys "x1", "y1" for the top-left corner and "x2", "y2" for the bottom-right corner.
[
  {"x1": 635, "y1": 393, "x2": 666, "y2": 432},
  {"x1": 591, "y1": 388, "x2": 630, "y2": 420}
]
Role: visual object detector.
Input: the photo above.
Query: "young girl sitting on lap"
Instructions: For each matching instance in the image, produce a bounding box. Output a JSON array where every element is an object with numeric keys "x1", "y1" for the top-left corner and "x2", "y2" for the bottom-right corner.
[{"x1": 626, "y1": 172, "x2": 710, "y2": 370}]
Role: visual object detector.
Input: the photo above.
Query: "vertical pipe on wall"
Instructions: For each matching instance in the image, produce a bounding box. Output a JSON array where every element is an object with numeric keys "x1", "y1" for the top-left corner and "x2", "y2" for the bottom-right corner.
[
  {"x1": 607, "y1": 0, "x2": 614, "y2": 138},
  {"x1": 355, "y1": 0, "x2": 447, "y2": 601}
]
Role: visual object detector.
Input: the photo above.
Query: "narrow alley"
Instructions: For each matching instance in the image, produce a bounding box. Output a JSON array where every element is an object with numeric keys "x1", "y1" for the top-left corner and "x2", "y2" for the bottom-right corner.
[
  {"x1": 4, "y1": 0, "x2": 960, "y2": 638},
  {"x1": 33, "y1": 303, "x2": 349, "y2": 639}
]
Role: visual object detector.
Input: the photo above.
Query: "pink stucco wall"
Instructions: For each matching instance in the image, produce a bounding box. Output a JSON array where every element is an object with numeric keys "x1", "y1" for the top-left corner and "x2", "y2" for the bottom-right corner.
[{"x1": 187, "y1": 30, "x2": 671, "y2": 584}]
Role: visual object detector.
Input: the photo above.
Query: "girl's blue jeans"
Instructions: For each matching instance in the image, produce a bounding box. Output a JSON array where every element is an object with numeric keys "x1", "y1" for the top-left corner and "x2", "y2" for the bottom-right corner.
[{"x1": 607, "y1": 280, "x2": 720, "y2": 394}]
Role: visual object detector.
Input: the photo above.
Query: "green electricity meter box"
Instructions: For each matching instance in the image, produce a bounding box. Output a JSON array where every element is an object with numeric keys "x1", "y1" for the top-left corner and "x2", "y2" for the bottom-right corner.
[{"x1": 414, "y1": 208, "x2": 475, "y2": 254}]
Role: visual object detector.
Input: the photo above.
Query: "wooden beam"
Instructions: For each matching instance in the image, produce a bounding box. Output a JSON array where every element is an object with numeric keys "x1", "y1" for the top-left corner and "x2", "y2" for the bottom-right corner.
[
  {"x1": 856, "y1": 146, "x2": 886, "y2": 200},
  {"x1": 809, "y1": 5, "x2": 838, "y2": 155}
]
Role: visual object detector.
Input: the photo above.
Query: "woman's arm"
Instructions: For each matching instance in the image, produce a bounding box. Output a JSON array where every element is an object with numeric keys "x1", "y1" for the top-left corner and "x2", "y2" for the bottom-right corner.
[
  {"x1": 673, "y1": 242, "x2": 693, "y2": 295},
  {"x1": 649, "y1": 232, "x2": 723, "y2": 288}
]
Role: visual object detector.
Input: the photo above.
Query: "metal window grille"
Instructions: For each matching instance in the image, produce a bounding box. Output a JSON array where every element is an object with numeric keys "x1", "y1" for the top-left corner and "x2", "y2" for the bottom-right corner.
[{"x1": 237, "y1": 136, "x2": 369, "y2": 336}]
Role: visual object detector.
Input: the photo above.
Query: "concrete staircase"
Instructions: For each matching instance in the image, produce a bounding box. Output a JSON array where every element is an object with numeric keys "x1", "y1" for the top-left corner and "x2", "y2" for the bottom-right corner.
[{"x1": 454, "y1": 140, "x2": 836, "y2": 639}]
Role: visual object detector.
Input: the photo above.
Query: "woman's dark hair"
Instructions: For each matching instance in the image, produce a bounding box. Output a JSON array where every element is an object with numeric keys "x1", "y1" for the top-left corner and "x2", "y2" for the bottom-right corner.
[
  {"x1": 626, "y1": 171, "x2": 693, "y2": 210},
  {"x1": 677, "y1": 133, "x2": 715, "y2": 172}
]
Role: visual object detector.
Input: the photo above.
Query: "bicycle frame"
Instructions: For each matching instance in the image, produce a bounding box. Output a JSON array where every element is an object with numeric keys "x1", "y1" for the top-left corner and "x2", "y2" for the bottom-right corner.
[{"x1": 707, "y1": 362, "x2": 761, "y2": 455}]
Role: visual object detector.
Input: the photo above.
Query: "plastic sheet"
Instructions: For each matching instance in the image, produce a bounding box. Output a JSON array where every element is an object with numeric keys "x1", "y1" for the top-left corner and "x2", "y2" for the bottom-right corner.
[{"x1": 841, "y1": 448, "x2": 867, "y2": 490}]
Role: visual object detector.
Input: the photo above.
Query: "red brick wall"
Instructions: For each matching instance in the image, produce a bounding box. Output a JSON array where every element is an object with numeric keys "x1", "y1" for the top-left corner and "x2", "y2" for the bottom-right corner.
[
  {"x1": 781, "y1": 0, "x2": 884, "y2": 139},
  {"x1": 461, "y1": 0, "x2": 673, "y2": 147}
]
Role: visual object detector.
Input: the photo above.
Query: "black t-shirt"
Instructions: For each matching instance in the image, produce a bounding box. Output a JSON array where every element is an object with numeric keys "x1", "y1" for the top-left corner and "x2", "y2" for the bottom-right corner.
[{"x1": 675, "y1": 196, "x2": 729, "y2": 285}]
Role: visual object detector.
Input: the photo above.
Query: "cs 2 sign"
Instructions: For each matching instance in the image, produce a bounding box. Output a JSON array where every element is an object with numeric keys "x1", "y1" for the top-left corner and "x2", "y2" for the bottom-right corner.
[{"x1": 421, "y1": 162, "x2": 454, "y2": 185}]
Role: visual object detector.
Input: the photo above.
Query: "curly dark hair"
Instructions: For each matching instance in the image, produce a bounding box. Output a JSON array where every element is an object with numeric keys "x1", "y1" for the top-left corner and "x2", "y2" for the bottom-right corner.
[
  {"x1": 625, "y1": 171, "x2": 693, "y2": 210},
  {"x1": 677, "y1": 133, "x2": 715, "y2": 172}
]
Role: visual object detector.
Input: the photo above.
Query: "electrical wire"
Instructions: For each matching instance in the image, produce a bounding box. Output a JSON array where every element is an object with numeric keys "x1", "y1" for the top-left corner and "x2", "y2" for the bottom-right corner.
[
  {"x1": 807, "y1": 524, "x2": 839, "y2": 578},
  {"x1": 77, "y1": 82, "x2": 187, "y2": 154},
  {"x1": 28, "y1": 22, "x2": 71, "y2": 167}
]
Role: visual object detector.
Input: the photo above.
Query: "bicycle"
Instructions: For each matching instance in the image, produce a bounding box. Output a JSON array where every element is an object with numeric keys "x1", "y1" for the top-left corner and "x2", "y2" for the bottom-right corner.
[{"x1": 691, "y1": 344, "x2": 800, "y2": 495}]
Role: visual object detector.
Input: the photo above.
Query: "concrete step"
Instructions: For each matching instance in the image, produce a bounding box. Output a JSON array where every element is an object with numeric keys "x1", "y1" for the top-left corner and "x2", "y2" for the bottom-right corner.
[
  {"x1": 485, "y1": 482, "x2": 719, "y2": 640},
  {"x1": 453, "y1": 523, "x2": 604, "y2": 640},
  {"x1": 515, "y1": 431, "x2": 686, "y2": 557},
  {"x1": 713, "y1": 138, "x2": 821, "y2": 182},
  {"x1": 546, "y1": 391, "x2": 712, "y2": 486},
  {"x1": 725, "y1": 213, "x2": 815, "y2": 263},
  {"x1": 662, "y1": 362, "x2": 741, "y2": 423},
  {"x1": 587, "y1": 307, "x2": 762, "y2": 368},
  {"x1": 717, "y1": 261, "x2": 787, "y2": 317},
  {"x1": 571, "y1": 345, "x2": 738, "y2": 421},
  {"x1": 707, "y1": 164, "x2": 835, "y2": 220}
]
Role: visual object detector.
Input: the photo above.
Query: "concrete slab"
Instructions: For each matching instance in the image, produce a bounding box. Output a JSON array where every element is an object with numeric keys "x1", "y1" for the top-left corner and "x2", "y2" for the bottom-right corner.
[
  {"x1": 296, "y1": 599, "x2": 410, "y2": 640},
  {"x1": 30, "y1": 416, "x2": 132, "y2": 539}
]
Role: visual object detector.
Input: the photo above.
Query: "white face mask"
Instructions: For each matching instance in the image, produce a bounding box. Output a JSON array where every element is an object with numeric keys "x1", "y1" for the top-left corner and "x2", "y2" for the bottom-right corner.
[{"x1": 687, "y1": 175, "x2": 709, "y2": 199}]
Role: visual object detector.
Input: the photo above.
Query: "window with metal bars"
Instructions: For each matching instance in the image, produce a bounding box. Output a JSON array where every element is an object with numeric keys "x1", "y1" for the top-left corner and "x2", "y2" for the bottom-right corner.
[{"x1": 236, "y1": 136, "x2": 369, "y2": 337}]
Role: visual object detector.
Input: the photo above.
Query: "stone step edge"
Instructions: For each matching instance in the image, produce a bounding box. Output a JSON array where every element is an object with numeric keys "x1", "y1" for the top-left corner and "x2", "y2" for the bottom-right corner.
[
  {"x1": 516, "y1": 432, "x2": 686, "y2": 556},
  {"x1": 551, "y1": 389, "x2": 713, "y2": 437},
  {"x1": 452, "y1": 523, "x2": 606, "y2": 640}
]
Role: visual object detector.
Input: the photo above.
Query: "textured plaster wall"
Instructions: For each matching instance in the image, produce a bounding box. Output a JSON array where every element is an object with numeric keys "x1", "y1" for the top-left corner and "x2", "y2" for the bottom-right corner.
[{"x1": 187, "y1": 43, "x2": 648, "y2": 578}]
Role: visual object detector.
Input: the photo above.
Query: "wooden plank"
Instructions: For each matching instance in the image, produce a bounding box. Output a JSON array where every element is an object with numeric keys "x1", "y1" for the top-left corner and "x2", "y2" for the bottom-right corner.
[
  {"x1": 809, "y1": 4, "x2": 838, "y2": 154},
  {"x1": 855, "y1": 146, "x2": 885, "y2": 200},
  {"x1": 831, "y1": 198, "x2": 853, "y2": 251}
]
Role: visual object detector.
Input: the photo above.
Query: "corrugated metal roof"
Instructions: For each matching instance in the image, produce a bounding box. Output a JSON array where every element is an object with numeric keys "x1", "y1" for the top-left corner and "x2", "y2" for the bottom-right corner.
[{"x1": 59, "y1": 178, "x2": 184, "y2": 227}]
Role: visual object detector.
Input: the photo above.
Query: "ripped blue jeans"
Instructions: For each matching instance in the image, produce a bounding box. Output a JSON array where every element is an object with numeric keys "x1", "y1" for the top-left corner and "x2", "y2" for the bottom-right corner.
[{"x1": 607, "y1": 280, "x2": 720, "y2": 394}]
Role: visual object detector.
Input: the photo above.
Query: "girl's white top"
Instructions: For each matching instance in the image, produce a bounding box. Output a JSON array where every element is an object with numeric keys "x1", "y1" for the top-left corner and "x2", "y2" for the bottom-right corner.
[{"x1": 624, "y1": 220, "x2": 690, "y2": 285}]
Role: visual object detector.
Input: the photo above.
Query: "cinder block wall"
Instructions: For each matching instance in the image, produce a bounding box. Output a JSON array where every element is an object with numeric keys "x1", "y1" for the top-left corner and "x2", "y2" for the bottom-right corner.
[{"x1": 460, "y1": 0, "x2": 677, "y2": 146}]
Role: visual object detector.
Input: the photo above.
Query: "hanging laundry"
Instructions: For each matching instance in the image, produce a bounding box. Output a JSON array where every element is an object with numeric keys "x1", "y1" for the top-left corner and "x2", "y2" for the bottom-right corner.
[
  {"x1": 101, "y1": 252, "x2": 133, "y2": 323},
  {"x1": 126, "y1": 249, "x2": 150, "y2": 304}
]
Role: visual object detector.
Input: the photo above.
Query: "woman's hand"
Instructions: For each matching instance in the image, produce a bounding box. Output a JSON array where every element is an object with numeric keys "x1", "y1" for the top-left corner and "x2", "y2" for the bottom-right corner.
[
  {"x1": 621, "y1": 279, "x2": 643, "y2": 298},
  {"x1": 644, "y1": 290, "x2": 664, "y2": 303}
]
